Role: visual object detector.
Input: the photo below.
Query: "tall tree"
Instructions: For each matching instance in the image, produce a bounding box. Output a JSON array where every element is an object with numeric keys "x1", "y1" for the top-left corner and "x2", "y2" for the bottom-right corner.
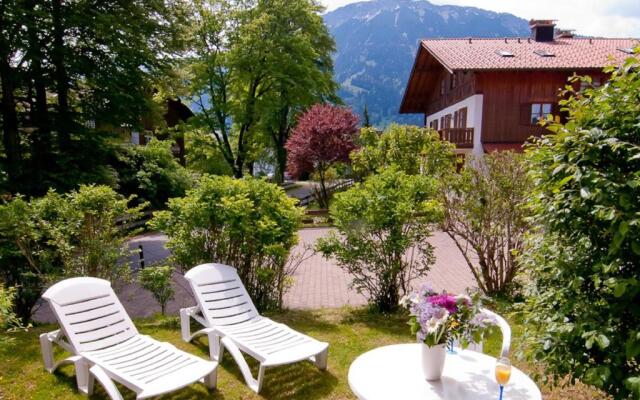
[
  {"x1": 0, "y1": 0, "x2": 188, "y2": 195},
  {"x1": 0, "y1": 0, "x2": 26, "y2": 190},
  {"x1": 188, "y1": 0, "x2": 337, "y2": 180},
  {"x1": 362, "y1": 104, "x2": 371, "y2": 128},
  {"x1": 256, "y1": 0, "x2": 337, "y2": 183}
]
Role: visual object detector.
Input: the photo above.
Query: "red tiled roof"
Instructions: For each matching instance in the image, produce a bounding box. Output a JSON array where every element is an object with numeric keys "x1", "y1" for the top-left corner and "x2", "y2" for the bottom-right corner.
[
  {"x1": 421, "y1": 38, "x2": 639, "y2": 71},
  {"x1": 483, "y1": 143, "x2": 525, "y2": 153}
]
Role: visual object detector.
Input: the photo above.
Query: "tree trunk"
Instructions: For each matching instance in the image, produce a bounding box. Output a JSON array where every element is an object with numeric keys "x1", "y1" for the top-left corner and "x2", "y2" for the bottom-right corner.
[
  {"x1": 274, "y1": 143, "x2": 287, "y2": 184},
  {"x1": 26, "y1": 0, "x2": 52, "y2": 186},
  {"x1": 0, "y1": 59, "x2": 21, "y2": 191},
  {"x1": 273, "y1": 105, "x2": 290, "y2": 184},
  {"x1": 318, "y1": 167, "x2": 329, "y2": 208},
  {"x1": 51, "y1": 0, "x2": 72, "y2": 151}
]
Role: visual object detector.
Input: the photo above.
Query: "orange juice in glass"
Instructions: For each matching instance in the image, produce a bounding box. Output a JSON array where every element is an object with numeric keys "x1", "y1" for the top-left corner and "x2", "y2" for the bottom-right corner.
[{"x1": 495, "y1": 357, "x2": 511, "y2": 399}]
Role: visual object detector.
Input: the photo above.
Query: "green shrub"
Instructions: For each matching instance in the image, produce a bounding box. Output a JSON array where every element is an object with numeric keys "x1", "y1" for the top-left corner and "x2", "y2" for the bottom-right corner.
[
  {"x1": 316, "y1": 168, "x2": 443, "y2": 312},
  {"x1": 150, "y1": 175, "x2": 302, "y2": 311},
  {"x1": 0, "y1": 185, "x2": 142, "y2": 322},
  {"x1": 113, "y1": 139, "x2": 193, "y2": 209},
  {"x1": 521, "y1": 55, "x2": 640, "y2": 398},
  {"x1": 138, "y1": 265, "x2": 175, "y2": 315},
  {"x1": 0, "y1": 285, "x2": 26, "y2": 343},
  {"x1": 350, "y1": 124, "x2": 455, "y2": 178},
  {"x1": 441, "y1": 151, "x2": 531, "y2": 295}
]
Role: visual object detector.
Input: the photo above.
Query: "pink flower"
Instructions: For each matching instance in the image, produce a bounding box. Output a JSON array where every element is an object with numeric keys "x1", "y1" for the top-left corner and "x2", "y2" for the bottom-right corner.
[{"x1": 427, "y1": 294, "x2": 458, "y2": 314}]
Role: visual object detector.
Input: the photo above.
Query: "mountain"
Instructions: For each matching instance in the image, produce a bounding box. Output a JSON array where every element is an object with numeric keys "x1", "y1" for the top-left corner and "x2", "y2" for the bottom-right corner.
[{"x1": 323, "y1": 0, "x2": 530, "y2": 126}]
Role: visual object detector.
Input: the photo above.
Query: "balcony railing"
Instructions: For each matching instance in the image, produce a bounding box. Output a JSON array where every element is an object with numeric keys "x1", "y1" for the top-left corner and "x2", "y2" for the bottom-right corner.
[{"x1": 438, "y1": 128, "x2": 474, "y2": 148}]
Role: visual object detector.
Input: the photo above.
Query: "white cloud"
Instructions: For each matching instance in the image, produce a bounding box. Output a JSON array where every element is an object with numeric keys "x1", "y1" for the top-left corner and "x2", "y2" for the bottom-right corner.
[{"x1": 319, "y1": 0, "x2": 640, "y2": 38}]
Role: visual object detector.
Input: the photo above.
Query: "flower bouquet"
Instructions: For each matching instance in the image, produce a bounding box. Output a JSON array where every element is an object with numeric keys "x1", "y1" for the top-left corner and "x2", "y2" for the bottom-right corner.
[{"x1": 400, "y1": 284, "x2": 497, "y2": 380}]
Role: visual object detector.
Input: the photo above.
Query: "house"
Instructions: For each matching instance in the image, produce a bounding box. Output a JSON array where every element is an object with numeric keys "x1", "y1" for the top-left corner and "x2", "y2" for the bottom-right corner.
[{"x1": 399, "y1": 19, "x2": 639, "y2": 156}]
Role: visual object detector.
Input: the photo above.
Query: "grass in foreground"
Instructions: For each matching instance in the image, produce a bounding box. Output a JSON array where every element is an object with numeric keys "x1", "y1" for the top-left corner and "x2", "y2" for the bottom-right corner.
[{"x1": 0, "y1": 308, "x2": 606, "y2": 399}]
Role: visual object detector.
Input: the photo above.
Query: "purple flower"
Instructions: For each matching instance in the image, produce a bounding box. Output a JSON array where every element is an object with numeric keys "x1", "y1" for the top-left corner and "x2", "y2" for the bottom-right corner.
[
  {"x1": 427, "y1": 294, "x2": 458, "y2": 314},
  {"x1": 469, "y1": 312, "x2": 497, "y2": 328}
]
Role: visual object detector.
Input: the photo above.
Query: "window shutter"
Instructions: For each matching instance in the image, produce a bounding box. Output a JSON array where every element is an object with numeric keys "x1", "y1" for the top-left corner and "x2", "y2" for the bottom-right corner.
[{"x1": 520, "y1": 103, "x2": 531, "y2": 126}]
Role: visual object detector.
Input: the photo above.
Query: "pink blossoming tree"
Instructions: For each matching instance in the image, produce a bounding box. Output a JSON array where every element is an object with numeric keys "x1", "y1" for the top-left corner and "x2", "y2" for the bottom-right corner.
[{"x1": 285, "y1": 104, "x2": 359, "y2": 207}]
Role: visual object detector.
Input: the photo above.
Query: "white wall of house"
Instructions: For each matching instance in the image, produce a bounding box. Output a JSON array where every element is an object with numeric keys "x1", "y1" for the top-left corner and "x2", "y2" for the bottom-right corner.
[{"x1": 425, "y1": 94, "x2": 484, "y2": 156}]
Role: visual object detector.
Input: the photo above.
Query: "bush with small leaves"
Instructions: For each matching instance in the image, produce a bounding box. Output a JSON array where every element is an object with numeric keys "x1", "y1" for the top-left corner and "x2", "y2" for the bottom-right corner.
[
  {"x1": 138, "y1": 265, "x2": 175, "y2": 315},
  {"x1": 316, "y1": 168, "x2": 443, "y2": 313},
  {"x1": 0, "y1": 185, "x2": 142, "y2": 322},
  {"x1": 150, "y1": 175, "x2": 302, "y2": 311},
  {"x1": 521, "y1": 53, "x2": 640, "y2": 398}
]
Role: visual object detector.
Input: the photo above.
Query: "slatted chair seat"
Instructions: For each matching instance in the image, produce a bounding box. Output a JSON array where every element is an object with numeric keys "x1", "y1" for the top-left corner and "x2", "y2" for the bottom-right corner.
[
  {"x1": 181, "y1": 263, "x2": 329, "y2": 393},
  {"x1": 215, "y1": 317, "x2": 329, "y2": 367},
  {"x1": 40, "y1": 277, "x2": 217, "y2": 400}
]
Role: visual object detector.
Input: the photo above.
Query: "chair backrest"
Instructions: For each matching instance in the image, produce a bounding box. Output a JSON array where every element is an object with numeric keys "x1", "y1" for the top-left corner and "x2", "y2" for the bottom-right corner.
[
  {"x1": 42, "y1": 277, "x2": 138, "y2": 353},
  {"x1": 184, "y1": 263, "x2": 259, "y2": 327},
  {"x1": 480, "y1": 308, "x2": 511, "y2": 358}
]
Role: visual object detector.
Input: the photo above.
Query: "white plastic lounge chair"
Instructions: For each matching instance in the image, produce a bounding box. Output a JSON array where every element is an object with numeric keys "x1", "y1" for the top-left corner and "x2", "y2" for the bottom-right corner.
[
  {"x1": 39, "y1": 277, "x2": 218, "y2": 400},
  {"x1": 181, "y1": 263, "x2": 329, "y2": 393}
]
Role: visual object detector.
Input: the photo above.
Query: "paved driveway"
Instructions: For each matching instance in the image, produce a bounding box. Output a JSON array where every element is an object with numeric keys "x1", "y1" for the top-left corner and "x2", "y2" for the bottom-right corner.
[{"x1": 34, "y1": 228, "x2": 475, "y2": 322}]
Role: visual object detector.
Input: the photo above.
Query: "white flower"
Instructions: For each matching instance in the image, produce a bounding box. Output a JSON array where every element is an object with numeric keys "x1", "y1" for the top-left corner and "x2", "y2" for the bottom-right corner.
[
  {"x1": 399, "y1": 292, "x2": 419, "y2": 307},
  {"x1": 425, "y1": 317, "x2": 443, "y2": 334},
  {"x1": 436, "y1": 310, "x2": 449, "y2": 325}
]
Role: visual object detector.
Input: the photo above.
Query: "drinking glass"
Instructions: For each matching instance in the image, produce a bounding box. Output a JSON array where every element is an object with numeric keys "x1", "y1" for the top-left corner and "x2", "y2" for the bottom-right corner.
[{"x1": 495, "y1": 357, "x2": 512, "y2": 400}]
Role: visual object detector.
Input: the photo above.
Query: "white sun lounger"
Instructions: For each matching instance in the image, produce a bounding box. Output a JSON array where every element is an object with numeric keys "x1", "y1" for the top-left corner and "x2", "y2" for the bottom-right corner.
[
  {"x1": 40, "y1": 277, "x2": 218, "y2": 399},
  {"x1": 181, "y1": 263, "x2": 329, "y2": 393}
]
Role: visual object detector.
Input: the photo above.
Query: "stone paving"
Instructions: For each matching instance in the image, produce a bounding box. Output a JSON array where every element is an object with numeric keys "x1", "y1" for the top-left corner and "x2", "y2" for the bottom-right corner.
[
  {"x1": 284, "y1": 228, "x2": 475, "y2": 309},
  {"x1": 34, "y1": 228, "x2": 475, "y2": 322}
]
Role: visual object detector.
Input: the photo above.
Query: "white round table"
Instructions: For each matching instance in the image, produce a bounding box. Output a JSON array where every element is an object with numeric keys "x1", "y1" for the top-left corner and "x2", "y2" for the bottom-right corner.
[{"x1": 348, "y1": 344, "x2": 541, "y2": 400}]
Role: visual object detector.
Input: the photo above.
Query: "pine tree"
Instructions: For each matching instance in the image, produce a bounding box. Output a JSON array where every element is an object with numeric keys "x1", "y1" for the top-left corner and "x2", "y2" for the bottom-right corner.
[{"x1": 363, "y1": 104, "x2": 372, "y2": 127}]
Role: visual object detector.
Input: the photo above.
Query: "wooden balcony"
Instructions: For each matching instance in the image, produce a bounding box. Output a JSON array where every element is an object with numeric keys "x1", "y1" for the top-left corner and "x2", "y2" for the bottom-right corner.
[{"x1": 438, "y1": 128, "x2": 474, "y2": 148}]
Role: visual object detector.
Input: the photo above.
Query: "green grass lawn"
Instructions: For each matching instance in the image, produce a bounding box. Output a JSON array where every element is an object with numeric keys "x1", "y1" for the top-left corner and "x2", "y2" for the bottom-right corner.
[{"x1": 0, "y1": 307, "x2": 606, "y2": 399}]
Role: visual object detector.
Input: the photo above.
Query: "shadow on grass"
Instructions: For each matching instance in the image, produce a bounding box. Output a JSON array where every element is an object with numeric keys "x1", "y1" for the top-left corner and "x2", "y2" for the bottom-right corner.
[
  {"x1": 340, "y1": 307, "x2": 410, "y2": 338},
  {"x1": 188, "y1": 335, "x2": 338, "y2": 400},
  {"x1": 265, "y1": 308, "x2": 342, "y2": 333}
]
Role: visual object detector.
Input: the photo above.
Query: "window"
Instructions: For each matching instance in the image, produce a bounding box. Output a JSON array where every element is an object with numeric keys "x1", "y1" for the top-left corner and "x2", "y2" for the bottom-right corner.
[
  {"x1": 457, "y1": 107, "x2": 467, "y2": 128},
  {"x1": 496, "y1": 50, "x2": 514, "y2": 57},
  {"x1": 453, "y1": 111, "x2": 459, "y2": 128},
  {"x1": 580, "y1": 76, "x2": 602, "y2": 91},
  {"x1": 530, "y1": 103, "x2": 552, "y2": 124},
  {"x1": 440, "y1": 116, "x2": 445, "y2": 128},
  {"x1": 444, "y1": 114, "x2": 452, "y2": 129},
  {"x1": 533, "y1": 49, "x2": 555, "y2": 57},
  {"x1": 440, "y1": 80, "x2": 445, "y2": 95},
  {"x1": 450, "y1": 73, "x2": 457, "y2": 89},
  {"x1": 431, "y1": 119, "x2": 439, "y2": 130},
  {"x1": 617, "y1": 47, "x2": 635, "y2": 55}
]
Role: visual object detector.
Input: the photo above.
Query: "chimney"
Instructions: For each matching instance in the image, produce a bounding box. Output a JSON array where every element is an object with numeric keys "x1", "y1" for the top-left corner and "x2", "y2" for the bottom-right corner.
[
  {"x1": 529, "y1": 19, "x2": 556, "y2": 42},
  {"x1": 555, "y1": 29, "x2": 575, "y2": 39}
]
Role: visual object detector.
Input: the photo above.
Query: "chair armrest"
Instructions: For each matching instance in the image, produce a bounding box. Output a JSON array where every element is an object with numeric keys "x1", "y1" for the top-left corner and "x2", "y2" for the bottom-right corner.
[{"x1": 481, "y1": 308, "x2": 511, "y2": 358}]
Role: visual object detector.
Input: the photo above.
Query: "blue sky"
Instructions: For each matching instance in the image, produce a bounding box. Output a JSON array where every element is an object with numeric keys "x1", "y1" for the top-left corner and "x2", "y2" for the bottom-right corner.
[{"x1": 320, "y1": 0, "x2": 640, "y2": 38}]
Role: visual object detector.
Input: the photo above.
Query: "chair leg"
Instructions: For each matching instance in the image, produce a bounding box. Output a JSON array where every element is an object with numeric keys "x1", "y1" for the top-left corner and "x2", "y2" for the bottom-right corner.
[
  {"x1": 220, "y1": 337, "x2": 265, "y2": 393},
  {"x1": 314, "y1": 347, "x2": 328, "y2": 371},
  {"x1": 74, "y1": 358, "x2": 95, "y2": 395},
  {"x1": 207, "y1": 330, "x2": 224, "y2": 362},
  {"x1": 202, "y1": 369, "x2": 217, "y2": 390},
  {"x1": 40, "y1": 333, "x2": 56, "y2": 373},
  {"x1": 256, "y1": 364, "x2": 266, "y2": 394},
  {"x1": 90, "y1": 365, "x2": 124, "y2": 400},
  {"x1": 180, "y1": 308, "x2": 192, "y2": 342}
]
